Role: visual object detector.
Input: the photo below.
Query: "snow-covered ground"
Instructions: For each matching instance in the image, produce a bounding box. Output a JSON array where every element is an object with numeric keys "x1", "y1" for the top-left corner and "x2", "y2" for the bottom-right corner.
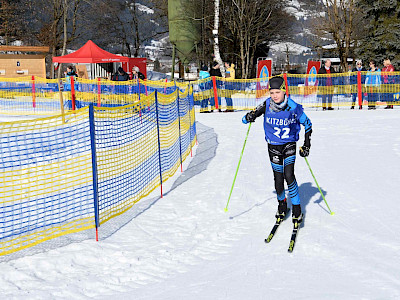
[{"x1": 1, "y1": 108, "x2": 400, "y2": 299}]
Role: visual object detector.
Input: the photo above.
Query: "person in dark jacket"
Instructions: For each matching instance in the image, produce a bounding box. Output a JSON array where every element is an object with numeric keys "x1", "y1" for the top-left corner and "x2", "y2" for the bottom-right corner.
[
  {"x1": 209, "y1": 61, "x2": 222, "y2": 77},
  {"x1": 132, "y1": 66, "x2": 145, "y2": 80},
  {"x1": 351, "y1": 60, "x2": 367, "y2": 109},
  {"x1": 318, "y1": 59, "x2": 336, "y2": 110},
  {"x1": 112, "y1": 67, "x2": 129, "y2": 81},
  {"x1": 209, "y1": 61, "x2": 222, "y2": 111}
]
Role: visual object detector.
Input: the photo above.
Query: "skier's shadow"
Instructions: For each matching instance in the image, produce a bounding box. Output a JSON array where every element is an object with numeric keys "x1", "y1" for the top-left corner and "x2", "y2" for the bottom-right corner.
[
  {"x1": 229, "y1": 182, "x2": 328, "y2": 221},
  {"x1": 97, "y1": 121, "x2": 219, "y2": 240},
  {"x1": 297, "y1": 182, "x2": 329, "y2": 216}
]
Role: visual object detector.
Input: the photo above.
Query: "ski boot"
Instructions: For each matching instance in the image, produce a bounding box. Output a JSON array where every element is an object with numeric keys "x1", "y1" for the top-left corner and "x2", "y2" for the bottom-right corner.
[
  {"x1": 292, "y1": 204, "x2": 303, "y2": 228},
  {"x1": 275, "y1": 198, "x2": 288, "y2": 222}
]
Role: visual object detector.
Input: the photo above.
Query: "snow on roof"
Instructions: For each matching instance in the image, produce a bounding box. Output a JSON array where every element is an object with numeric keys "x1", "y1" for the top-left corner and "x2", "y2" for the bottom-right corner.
[
  {"x1": 322, "y1": 43, "x2": 337, "y2": 49},
  {"x1": 135, "y1": 3, "x2": 154, "y2": 14},
  {"x1": 269, "y1": 42, "x2": 311, "y2": 55}
]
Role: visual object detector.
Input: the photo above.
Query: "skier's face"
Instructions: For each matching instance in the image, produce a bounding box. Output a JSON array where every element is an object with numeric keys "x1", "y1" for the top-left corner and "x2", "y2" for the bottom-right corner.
[{"x1": 270, "y1": 89, "x2": 285, "y2": 104}]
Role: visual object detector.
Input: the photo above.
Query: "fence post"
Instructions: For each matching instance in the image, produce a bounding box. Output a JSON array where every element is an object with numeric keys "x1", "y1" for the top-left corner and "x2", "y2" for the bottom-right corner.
[
  {"x1": 176, "y1": 89, "x2": 183, "y2": 172},
  {"x1": 31, "y1": 75, "x2": 36, "y2": 108},
  {"x1": 58, "y1": 79, "x2": 65, "y2": 123},
  {"x1": 357, "y1": 71, "x2": 362, "y2": 108},
  {"x1": 97, "y1": 77, "x2": 101, "y2": 107},
  {"x1": 89, "y1": 104, "x2": 100, "y2": 241},
  {"x1": 188, "y1": 84, "x2": 194, "y2": 153},
  {"x1": 71, "y1": 76, "x2": 76, "y2": 110},
  {"x1": 164, "y1": 78, "x2": 168, "y2": 94},
  {"x1": 137, "y1": 79, "x2": 143, "y2": 123},
  {"x1": 283, "y1": 73, "x2": 289, "y2": 97},
  {"x1": 155, "y1": 90, "x2": 163, "y2": 198},
  {"x1": 212, "y1": 76, "x2": 219, "y2": 109}
]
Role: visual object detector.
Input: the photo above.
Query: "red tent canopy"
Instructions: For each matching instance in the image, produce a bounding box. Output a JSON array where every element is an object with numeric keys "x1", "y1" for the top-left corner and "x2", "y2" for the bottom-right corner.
[{"x1": 52, "y1": 40, "x2": 130, "y2": 63}]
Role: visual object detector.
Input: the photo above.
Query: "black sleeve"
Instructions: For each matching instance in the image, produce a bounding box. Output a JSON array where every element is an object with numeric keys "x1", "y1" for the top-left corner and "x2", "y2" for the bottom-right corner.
[
  {"x1": 247, "y1": 101, "x2": 266, "y2": 122},
  {"x1": 254, "y1": 101, "x2": 266, "y2": 118},
  {"x1": 304, "y1": 129, "x2": 312, "y2": 148}
]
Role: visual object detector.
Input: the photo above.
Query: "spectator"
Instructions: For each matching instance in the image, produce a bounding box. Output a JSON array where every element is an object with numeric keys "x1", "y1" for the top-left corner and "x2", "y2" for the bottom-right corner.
[
  {"x1": 65, "y1": 65, "x2": 78, "y2": 84},
  {"x1": 199, "y1": 65, "x2": 211, "y2": 113},
  {"x1": 132, "y1": 66, "x2": 145, "y2": 80},
  {"x1": 210, "y1": 61, "x2": 222, "y2": 77},
  {"x1": 351, "y1": 60, "x2": 367, "y2": 109},
  {"x1": 112, "y1": 67, "x2": 129, "y2": 81},
  {"x1": 382, "y1": 58, "x2": 395, "y2": 109},
  {"x1": 224, "y1": 62, "x2": 235, "y2": 79},
  {"x1": 365, "y1": 60, "x2": 381, "y2": 110},
  {"x1": 224, "y1": 62, "x2": 235, "y2": 112},
  {"x1": 209, "y1": 61, "x2": 222, "y2": 111},
  {"x1": 318, "y1": 59, "x2": 336, "y2": 110}
]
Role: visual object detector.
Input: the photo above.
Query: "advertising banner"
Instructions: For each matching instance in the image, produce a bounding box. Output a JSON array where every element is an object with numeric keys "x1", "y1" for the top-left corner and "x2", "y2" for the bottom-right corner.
[{"x1": 256, "y1": 59, "x2": 272, "y2": 98}]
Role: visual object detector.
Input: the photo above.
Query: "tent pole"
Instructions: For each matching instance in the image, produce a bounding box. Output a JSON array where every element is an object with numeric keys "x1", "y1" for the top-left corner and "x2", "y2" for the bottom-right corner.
[{"x1": 57, "y1": 63, "x2": 65, "y2": 123}]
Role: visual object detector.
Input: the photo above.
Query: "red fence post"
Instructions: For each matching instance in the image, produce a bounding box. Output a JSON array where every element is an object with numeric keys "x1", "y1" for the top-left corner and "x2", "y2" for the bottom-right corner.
[
  {"x1": 71, "y1": 76, "x2": 76, "y2": 111},
  {"x1": 212, "y1": 76, "x2": 219, "y2": 109},
  {"x1": 32, "y1": 75, "x2": 36, "y2": 108},
  {"x1": 97, "y1": 77, "x2": 101, "y2": 107},
  {"x1": 283, "y1": 73, "x2": 289, "y2": 97},
  {"x1": 357, "y1": 71, "x2": 362, "y2": 108}
]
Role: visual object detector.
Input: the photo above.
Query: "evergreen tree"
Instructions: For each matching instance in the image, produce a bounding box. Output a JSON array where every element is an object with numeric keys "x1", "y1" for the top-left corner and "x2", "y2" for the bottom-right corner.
[{"x1": 356, "y1": 0, "x2": 400, "y2": 69}]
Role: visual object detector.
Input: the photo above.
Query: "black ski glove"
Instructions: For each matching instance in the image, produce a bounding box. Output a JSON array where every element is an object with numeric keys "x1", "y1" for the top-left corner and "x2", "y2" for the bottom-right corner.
[
  {"x1": 299, "y1": 145, "x2": 310, "y2": 157},
  {"x1": 245, "y1": 111, "x2": 256, "y2": 123}
]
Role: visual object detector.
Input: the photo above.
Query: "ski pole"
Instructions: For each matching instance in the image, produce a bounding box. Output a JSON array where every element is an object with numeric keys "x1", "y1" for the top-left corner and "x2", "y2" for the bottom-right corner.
[
  {"x1": 304, "y1": 157, "x2": 335, "y2": 215},
  {"x1": 225, "y1": 122, "x2": 252, "y2": 212}
]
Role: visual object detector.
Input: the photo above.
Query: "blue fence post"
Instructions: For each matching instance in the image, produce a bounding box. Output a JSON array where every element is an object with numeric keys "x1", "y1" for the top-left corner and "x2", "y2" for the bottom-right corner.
[
  {"x1": 155, "y1": 90, "x2": 163, "y2": 198},
  {"x1": 188, "y1": 84, "x2": 195, "y2": 153},
  {"x1": 176, "y1": 88, "x2": 183, "y2": 172},
  {"x1": 89, "y1": 104, "x2": 100, "y2": 241}
]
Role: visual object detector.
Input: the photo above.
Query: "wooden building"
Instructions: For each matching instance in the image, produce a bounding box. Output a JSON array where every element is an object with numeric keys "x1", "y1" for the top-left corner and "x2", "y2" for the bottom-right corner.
[{"x1": 0, "y1": 46, "x2": 49, "y2": 78}]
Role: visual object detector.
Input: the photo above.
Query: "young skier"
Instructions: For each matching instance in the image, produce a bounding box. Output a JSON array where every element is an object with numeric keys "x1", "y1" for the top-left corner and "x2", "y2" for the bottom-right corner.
[{"x1": 242, "y1": 76, "x2": 312, "y2": 227}]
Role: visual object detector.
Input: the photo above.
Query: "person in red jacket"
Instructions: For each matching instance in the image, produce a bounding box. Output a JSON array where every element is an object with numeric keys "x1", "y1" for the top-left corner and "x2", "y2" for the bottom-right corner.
[{"x1": 382, "y1": 58, "x2": 395, "y2": 109}]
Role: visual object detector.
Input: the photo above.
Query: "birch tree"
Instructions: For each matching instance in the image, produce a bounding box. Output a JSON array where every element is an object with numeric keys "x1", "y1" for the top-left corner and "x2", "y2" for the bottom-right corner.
[{"x1": 213, "y1": 0, "x2": 225, "y2": 76}]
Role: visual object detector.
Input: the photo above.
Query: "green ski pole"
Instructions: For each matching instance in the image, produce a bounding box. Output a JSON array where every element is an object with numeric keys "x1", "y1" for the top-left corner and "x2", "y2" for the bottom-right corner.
[
  {"x1": 304, "y1": 157, "x2": 335, "y2": 215},
  {"x1": 225, "y1": 122, "x2": 252, "y2": 212}
]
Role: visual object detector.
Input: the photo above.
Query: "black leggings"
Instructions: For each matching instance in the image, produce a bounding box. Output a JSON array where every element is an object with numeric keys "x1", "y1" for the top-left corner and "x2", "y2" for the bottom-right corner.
[{"x1": 267, "y1": 142, "x2": 300, "y2": 205}]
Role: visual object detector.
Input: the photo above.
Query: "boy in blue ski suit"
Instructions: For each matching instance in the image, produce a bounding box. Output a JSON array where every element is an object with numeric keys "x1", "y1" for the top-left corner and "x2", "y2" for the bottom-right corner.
[{"x1": 242, "y1": 76, "x2": 312, "y2": 225}]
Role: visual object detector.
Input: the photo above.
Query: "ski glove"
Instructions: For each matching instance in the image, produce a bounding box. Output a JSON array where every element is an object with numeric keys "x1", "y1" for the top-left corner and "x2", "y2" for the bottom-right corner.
[
  {"x1": 299, "y1": 145, "x2": 310, "y2": 157},
  {"x1": 242, "y1": 111, "x2": 256, "y2": 124}
]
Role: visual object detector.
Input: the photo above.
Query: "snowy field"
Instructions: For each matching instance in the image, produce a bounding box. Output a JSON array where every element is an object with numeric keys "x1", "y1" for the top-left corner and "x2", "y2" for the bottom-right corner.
[{"x1": 1, "y1": 108, "x2": 400, "y2": 299}]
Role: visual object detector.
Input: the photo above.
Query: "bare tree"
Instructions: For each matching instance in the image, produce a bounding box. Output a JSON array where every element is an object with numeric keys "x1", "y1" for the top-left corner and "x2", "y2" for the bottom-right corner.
[
  {"x1": 26, "y1": 0, "x2": 81, "y2": 77},
  {"x1": 0, "y1": 0, "x2": 27, "y2": 45},
  {"x1": 221, "y1": 0, "x2": 294, "y2": 78},
  {"x1": 89, "y1": 0, "x2": 167, "y2": 57},
  {"x1": 311, "y1": 0, "x2": 365, "y2": 71}
]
